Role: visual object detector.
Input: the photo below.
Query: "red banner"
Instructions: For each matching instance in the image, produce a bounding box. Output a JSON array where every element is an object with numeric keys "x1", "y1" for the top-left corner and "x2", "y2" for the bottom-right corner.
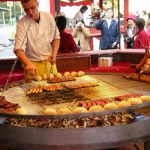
[
  {"x1": 61, "y1": 1, "x2": 92, "y2": 7},
  {"x1": 0, "y1": 0, "x2": 20, "y2": 1}
]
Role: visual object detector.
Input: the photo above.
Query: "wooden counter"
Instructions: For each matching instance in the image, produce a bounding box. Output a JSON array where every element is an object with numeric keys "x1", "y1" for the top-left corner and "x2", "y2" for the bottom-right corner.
[{"x1": 0, "y1": 47, "x2": 145, "y2": 71}]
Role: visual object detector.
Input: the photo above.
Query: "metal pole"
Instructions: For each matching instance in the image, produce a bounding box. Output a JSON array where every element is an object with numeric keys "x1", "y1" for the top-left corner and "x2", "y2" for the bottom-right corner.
[
  {"x1": 118, "y1": 0, "x2": 121, "y2": 49},
  {"x1": 2, "y1": 11, "x2": 5, "y2": 26}
]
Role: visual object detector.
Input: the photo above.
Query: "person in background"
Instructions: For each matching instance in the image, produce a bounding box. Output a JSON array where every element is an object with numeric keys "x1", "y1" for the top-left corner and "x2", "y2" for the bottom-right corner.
[
  {"x1": 95, "y1": 8, "x2": 119, "y2": 50},
  {"x1": 135, "y1": 18, "x2": 149, "y2": 71},
  {"x1": 146, "y1": 16, "x2": 150, "y2": 45},
  {"x1": 134, "y1": 18, "x2": 149, "y2": 49},
  {"x1": 73, "y1": 5, "x2": 88, "y2": 24},
  {"x1": 72, "y1": 20, "x2": 91, "y2": 51},
  {"x1": 55, "y1": 15, "x2": 79, "y2": 53},
  {"x1": 124, "y1": 15, "x2": 136, "y2": 48},
  {"x1": 14, "y1": 0, "x2": 60, "y2": 82}
]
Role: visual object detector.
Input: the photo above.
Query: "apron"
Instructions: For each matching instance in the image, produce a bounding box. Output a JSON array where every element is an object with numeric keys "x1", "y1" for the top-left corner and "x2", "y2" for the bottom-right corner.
[{"x1": 24, "y1": 61, "x2": 57, "y2": 81}]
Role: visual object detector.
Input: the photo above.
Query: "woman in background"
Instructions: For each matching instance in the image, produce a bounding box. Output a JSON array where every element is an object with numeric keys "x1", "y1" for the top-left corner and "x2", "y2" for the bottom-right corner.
[
  {"x1": 135, "y1": 18, "x2": 149, "y2": 71},
  {"x1": 146, "y1": 17, "x2": 150, "y2": 45},
  {"x1": 72, "y1": 20, "x2": 91, "y2": 51},
  {"x1": 134, "y1": 18, "x2": 149, "y2": 49}
]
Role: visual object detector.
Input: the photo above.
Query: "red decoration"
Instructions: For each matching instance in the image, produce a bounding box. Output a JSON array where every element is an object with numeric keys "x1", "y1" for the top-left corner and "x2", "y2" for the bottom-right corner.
[{"x1": 61, "y1": 1, "x2": 92, "y2": 7}]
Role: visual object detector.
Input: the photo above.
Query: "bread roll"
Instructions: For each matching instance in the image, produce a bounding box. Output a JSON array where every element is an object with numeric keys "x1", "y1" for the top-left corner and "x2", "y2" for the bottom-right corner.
[
  {"x1": 43, "y1": 108, "x2": 57, "y2": 115},
  {"x1": 70, "y1": 71, "x2": 77, "y2": 77},
  {"x1": 73, "y1": 107, "x2": 88, "y2": 114},
  {"x1": 127, "y1": 98, "x2": 143, "y2": 105},
  {"x1": 89, "y1": 105, "x2": 104, "y2": 112},
  {"x1": 55, "y1": 73, "x2": 62, "y2": 78},
  {"x1": 64, "y1": 72, "x2": 70, "y2": 77},
  {"x1": 57, "y1": 108, "x2": 72, "y2": 115},
  {"x1": 77, "y1": 71, "x2": 85, "y2": 77},
  {"x1": 16, "y1": 108, "x2": 27, "y2": 114},
  {"x1": 117, "y1": 101, "x2": 131, "y2": 108},
  {"x1": 140, "y1": 96, "x2": 150, "y2": 102},
  {"x1": 48, "y1": 73, "x2": 54, "y2": 79},
  {"x1": 34, "y1": 75, "x2": 42, "y2": 81},
  {"x1": 42, "y1": 74, "x2": 47, "y2": 80},
  {"x1": 104, "y1": 103, "x2": 118, "y2": 110}
]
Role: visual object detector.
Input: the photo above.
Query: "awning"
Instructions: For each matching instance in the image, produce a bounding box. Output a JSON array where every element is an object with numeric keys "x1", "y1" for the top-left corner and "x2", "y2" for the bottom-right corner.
[
  {"x1": 0, "y1": 0, "x2": 20, "y2": 1},
  {"x1": 61, "y1": 0, "x2": 93, "y2": 7}
]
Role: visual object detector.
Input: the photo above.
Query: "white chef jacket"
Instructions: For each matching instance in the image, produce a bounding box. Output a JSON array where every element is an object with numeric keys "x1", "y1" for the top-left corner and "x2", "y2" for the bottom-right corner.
[{"x1": 14, "y1": 11, "x2": 60, "y2": 61}]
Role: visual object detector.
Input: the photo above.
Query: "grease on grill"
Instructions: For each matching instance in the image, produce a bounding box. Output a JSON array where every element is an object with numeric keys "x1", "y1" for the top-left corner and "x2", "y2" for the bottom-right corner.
[
  {"x1": 7, "y1": 112, "x2": 134, "y2": 128},
  {"x1": 27, "y1": 89, "x2": 88, "y2": 105}
]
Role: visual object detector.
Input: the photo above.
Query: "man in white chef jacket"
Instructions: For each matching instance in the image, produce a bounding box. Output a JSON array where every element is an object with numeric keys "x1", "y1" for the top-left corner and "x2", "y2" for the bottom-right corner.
[{"x1": 14, "y1": 0, "x2": 60, "y2": 82}]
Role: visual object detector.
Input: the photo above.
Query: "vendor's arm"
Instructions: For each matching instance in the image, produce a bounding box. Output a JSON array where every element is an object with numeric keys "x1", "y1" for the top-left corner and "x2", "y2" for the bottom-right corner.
[
  {"x1": 48, "y1": 39, "x2": 60, "y2": 64},
  {"x1": 15, "y1": 49, "x2": 37, "y2": 75}
]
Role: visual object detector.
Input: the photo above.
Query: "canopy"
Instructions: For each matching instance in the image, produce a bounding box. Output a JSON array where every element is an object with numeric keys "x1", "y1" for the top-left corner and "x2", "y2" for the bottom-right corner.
[
  {"x1": 0, "y1": 0, "x2": 19, "y2": 1},
  {"x1": 60, "y1": 0, "x2": 93, "y2": 7}
]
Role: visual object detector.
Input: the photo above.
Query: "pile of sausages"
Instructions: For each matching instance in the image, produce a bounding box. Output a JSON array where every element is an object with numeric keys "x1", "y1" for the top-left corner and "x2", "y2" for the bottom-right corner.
[
  {"x1": 78, "y1": 99, "x2": 112, "y2": 109},
  {"x1": 47, "y1": 76, "x2": 76, "y2": 83},
  {"x1": 114, "y1": 94, "x2": 143, "y2": 101},
  {"x1": 0, "y1": 96, "x2": 20, "y2": 113}
]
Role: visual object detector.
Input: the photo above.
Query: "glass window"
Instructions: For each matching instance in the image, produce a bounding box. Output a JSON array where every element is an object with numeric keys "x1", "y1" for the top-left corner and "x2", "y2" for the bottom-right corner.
[{"x1": 0, "y1": 1, "x2": 24, "y2": 45}]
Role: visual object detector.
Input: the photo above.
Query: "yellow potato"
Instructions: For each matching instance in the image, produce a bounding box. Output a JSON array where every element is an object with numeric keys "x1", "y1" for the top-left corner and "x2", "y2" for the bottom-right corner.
[
  {"x1": 43, "y1": 108, "x2": 57, "y2": 115},
  {"x1": 89, "y1": 105, "x2": 104, "y2": 112},
  {"x1": 117, "y1": 101, "x2": 131, "y2": 108},
  {"x1": 104, "y1": 103, "x2": 118, "y2": 110},
  {"x1": 140, "y1": 96, "x2": 150, "y2": 102},
  {"x1": 127, "y1": 98, "x2": 143, "y2": 105},
  {"x1": 57, "y1": 108, "x2": 72, "y2": 115},
  {"x1": 16, "y1": 108, "x2": 27, "y2": 114},
  {"x1": 73, "y1": 107, "x2": 88, "y2": 114}
]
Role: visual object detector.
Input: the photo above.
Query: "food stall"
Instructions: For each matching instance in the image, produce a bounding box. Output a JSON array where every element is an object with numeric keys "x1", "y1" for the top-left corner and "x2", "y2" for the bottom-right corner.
[{"x1": 0, "y1": 0, "x2": 150, "y2": 149}]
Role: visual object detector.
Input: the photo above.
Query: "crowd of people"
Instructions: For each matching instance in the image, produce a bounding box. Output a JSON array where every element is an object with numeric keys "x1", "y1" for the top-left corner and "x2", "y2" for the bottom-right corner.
[
  {"x1": 13, "y1": 0, "x2": 150, "y2": 81},
  {"x1": 124, "y1": 14, "x2": 150, "y2": 49}
]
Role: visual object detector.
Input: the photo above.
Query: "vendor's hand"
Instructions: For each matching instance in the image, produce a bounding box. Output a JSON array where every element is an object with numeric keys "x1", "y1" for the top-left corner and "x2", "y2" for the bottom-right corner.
[
  {"x1": 112, "y1": 42, "x2": 117, "y2": 48},
  {"x1": 48, "y1": 55, "x2": 56, "y2": 64},
  {"x1": 24, "y1": 63, "x2": 37, "y2": 76}
]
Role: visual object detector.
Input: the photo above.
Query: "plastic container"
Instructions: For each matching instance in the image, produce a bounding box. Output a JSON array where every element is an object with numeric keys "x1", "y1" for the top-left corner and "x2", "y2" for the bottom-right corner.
[{"x1": 98, "y1": 57, "x2": 113, "y2": 67}]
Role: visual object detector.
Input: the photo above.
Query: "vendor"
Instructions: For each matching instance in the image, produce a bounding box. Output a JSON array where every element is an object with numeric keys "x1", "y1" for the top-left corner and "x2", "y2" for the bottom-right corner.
[{"x1": 14, "y1": 0, "x2": 60, "y2": 82}]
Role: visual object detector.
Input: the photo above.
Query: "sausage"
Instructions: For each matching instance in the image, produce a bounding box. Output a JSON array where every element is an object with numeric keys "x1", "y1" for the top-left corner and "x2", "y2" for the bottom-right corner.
[{"x1": 85, "y1": 102, "x2": 92, "y2": 109}]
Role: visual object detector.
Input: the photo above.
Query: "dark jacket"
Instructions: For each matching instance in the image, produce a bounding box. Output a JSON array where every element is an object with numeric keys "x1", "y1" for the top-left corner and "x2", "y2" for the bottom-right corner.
[
  {"x1": 124, "y1": 25, "x2": 136, "y2": 48},
  {"x1": 95, "y1": 19, "x2": 119, "y2": 50}
]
